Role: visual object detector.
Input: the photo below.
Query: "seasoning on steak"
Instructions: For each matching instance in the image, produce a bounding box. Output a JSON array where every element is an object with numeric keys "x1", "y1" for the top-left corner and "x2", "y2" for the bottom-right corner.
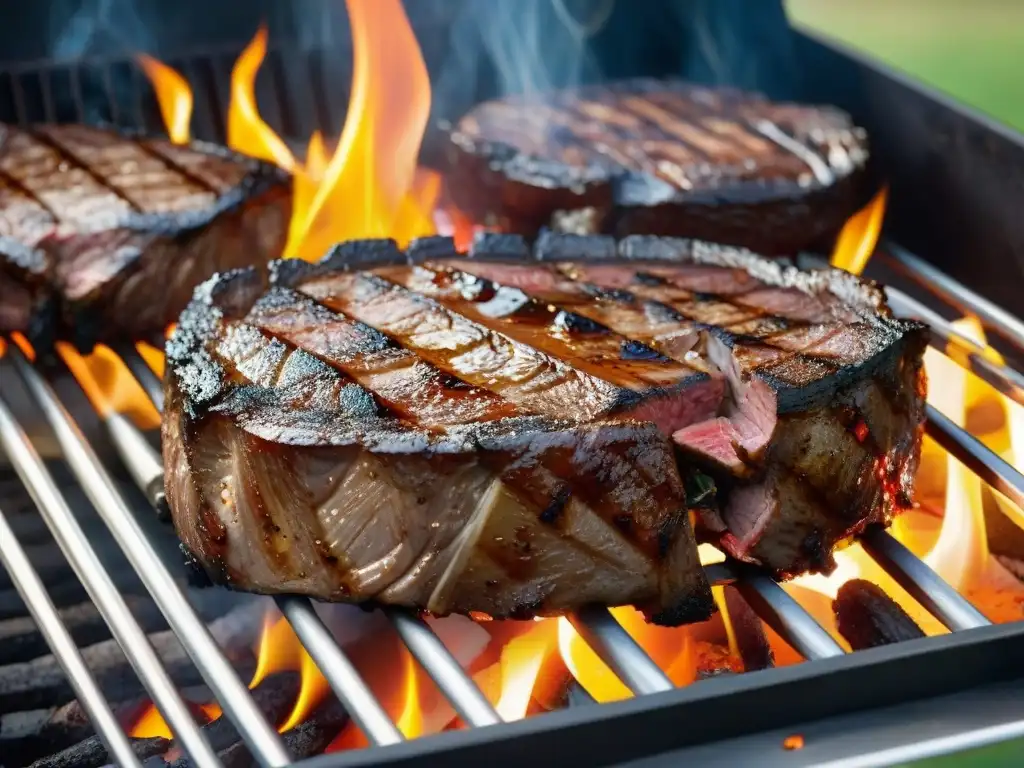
[
  {"x1": 163, "y1": 233, "x2": 925, "y2": 621},
  {"x1": 446, "y1": 79, "x2": 870, "y2": 255},
  {"x1": 0, "y1": 123, "x2": 291, "y2": 349}
]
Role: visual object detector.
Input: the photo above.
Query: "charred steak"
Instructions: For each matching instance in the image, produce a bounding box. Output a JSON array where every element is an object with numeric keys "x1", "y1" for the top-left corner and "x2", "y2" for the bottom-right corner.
[
  {"x1": 446, "y1": 79, "x2": 870, "y2": 255},
  {"x1": 0, "y1": 123, "x2": 291, "y2": 349},
  {"x1": 163, "y1": 234, "x2": 925, "y2": 622}
]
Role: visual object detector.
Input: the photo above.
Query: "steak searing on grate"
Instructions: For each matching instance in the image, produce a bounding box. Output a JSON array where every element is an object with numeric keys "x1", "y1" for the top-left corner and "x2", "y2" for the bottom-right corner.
[
  {"x1": 446, "y1": 79, "x2": 871, "y2": 255},
  {"x1": 0, "y1": 123, "x2": 291, "y2": 349},
  {"x1": 163, "y1": 234, "x2": 926, "y2": 622}
]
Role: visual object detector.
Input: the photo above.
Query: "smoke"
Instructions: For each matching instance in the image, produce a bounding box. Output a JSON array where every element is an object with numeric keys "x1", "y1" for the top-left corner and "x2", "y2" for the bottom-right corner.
[
  {"x1": 430, "y1": 0, "x2": 799, "y2": 121},
  {"x1": 49, "y1": 0, "x2": 152, "y2": 60},
  {"x1": 431, "y1": 0, "x2": 608, "y2": 121}
]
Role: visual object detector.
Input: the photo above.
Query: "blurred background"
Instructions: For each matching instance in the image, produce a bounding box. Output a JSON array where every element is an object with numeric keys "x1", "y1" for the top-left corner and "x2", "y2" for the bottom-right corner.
[{"x1": 787, "y1": 0, "x2": 1024, "y2": 131}]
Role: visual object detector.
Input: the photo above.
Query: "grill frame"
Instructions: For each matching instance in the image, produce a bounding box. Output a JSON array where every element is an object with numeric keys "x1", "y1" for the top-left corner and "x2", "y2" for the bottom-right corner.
[{"x1": 0, "y1": 25, "x2": 1023, "y2": 768}]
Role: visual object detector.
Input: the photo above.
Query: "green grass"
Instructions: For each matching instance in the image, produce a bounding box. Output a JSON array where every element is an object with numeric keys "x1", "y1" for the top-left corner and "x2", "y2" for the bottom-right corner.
[{"x1": 785, "y1": 0, "x2": 1024, "y2": 132}]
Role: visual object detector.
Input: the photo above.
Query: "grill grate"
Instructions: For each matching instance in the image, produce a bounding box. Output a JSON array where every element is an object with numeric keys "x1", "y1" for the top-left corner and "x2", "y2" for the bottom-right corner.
[
  {"x1": 1, "y1": 36, "x2": 1024, "y2": 768},
  {"x1": 1, "y1": 248, "x2": 1022, "y2": 764}
]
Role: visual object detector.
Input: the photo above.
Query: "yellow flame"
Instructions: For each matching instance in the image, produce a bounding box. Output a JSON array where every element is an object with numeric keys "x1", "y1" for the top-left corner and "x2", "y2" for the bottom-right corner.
[
  {"x1": 136, "y1": 54, "x2": 192, "y2": 144},
  {"x1": 227, "y1": 26, "x2": 297, "y2": 171},
  {"x1": 396, "y1": 652, "x2": 422, "y2": 738},
  {"x1": 284, "y1": 0, "x2": 433, "y2": 258},
  {"x1": 830, "y1": 187, "x2": 888, "y2": 275}
]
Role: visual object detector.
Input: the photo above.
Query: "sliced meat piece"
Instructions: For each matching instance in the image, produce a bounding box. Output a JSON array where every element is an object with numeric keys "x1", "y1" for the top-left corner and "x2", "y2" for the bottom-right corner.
[
  {"x1": 0, "y1": 123, "x2": 290, "y2": 349},
  {"x1": 163, "y1": 262, "x2": 714, "y2": 625},
  {"x1": 446, "y1": 78, "x2": 871, "y2": 254}
]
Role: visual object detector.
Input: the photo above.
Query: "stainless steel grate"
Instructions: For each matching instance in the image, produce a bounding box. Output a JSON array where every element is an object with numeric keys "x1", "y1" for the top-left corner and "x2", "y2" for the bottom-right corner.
[{"x1": 1, "y1": 247, "x2": 1022, "y2": 766}]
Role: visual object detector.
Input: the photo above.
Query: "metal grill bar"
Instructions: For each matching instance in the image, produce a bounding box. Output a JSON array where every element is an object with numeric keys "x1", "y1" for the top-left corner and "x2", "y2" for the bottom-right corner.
[
  {"x1": 277, "y1": 596, "x2": 404, "y2": 746},
  {"x1": 886, "y1": 287, "x2": 1024, "y2": 407},
  {"x1": 568, "y1": 608, "x2": 673, "y2": 694},
  {"x1": 0, "y1": 395, "x2": 221, "y2": 767},
  {"x1": 860, "y1": 529, "x2": 990, "y2": 631},
  {"x1": 0, "y1": 506, "x2": 144, "y2": 768},
  {"x1": 384, "y1": 609, "x2": 503, "y2": 727},
  {"x1": 885, "y1": 242, "x2": 1024, "y2": 351},
  {"x1": 115, "y1": 343, "x2": 165, "y2": 410},
  {"x1": 2, "y1": 230, "x2": 1019, "y2": 763},
  {"x1": 5, "y1": 347, "x2": 292, "y2": 766},
  {"x1": 731, "y1": 572, "x2": 845, "y2": 659},
  {"x1": 925, "y1": 403, "x2": 1024, "y2": 509}
]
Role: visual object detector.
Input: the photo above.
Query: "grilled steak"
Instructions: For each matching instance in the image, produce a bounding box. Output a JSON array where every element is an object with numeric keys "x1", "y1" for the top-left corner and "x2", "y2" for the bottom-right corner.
[
  {"x1": 446, "y1": 79, "x2": 870, "y2": 255},
  {"x1": 0, "y1": 123, "x2": 291, "y2": 349},
  {"x1": 163, "y1": 234, "x2": 925, "y2": 621}
]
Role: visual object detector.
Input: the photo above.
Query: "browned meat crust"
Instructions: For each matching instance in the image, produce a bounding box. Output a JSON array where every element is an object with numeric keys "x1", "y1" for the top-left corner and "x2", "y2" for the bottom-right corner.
[
  {"x1": 163, "y1": 233, "x2": 925, "y2": 622},
  {"x1": 446, "y1": 79, "x2": 871, "y2": 255},
  {"x1": 0, "y1": 123, "x2": 291, "y2": 349}
]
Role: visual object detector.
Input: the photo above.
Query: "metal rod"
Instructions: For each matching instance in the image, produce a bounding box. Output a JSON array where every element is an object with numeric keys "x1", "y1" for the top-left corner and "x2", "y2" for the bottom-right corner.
[
  {"x1": 0, "y1": 506, "x2": 144, "y2": 768},
  {"x1": 732, "y1": 571, "x2": 846, "y2": 659},
  {"x1": 885, "y1": 242, "x2": 1024, "y2": 352},
  {"x1": 886, "y1": 287, "x2": 1024, "y2": 407},
  {"x1": 926, "y1": 403, "x2": 1024, "y2": 509},
  {"x1": 116, "y1": 342, "x2": 165, "y2": 411},
  {"x1": 0, "y1": 397, "x2": 219, "y2": 768},
  {"x1": 8, "y1": 348, "x2": 291, "y2": 767},
  {"x1": 278, "y1": 597, "x2": 404, "y2": 747},
  {"x1": 105, "y1": 410, "x2": 166, "y2": 512},
  {"x1": 568, "y1": 607, "x2": 674, "y2": 695},
  {"x1": 384, "y1": 608, "x2": 503, "y2": 727},
  {"x1": 860, "y1": 529, "x2": 990, "y2": 632}
]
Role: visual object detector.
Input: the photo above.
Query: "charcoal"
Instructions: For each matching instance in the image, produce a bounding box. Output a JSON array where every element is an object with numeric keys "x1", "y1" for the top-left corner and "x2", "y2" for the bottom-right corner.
[
  {"x1": 722, "y1": 585, "x2": 774, "y2": 671},
  {"x1": 0, "y1": 604, "x2": 261, "y2": 714},
  {"x1": 26, "y1": 734, "x2": 169, "y2": 768},
  {"x1": 0, "y1": 590, "x2": 258, "y2": 666},
  {"x1": 833, "y1": 579, "x2": 926, "y2": 650}
]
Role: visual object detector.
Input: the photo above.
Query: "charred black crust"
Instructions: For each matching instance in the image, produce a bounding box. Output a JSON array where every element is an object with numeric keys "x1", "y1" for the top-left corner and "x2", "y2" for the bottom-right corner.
[
  {"x1": 407, "y1": 235, "x2": 458, "y2": 263},
  {"x1": 271, "y1": 238, "x2": 408, "y2": 288},
  {"x1": 647, "y1": 580, "x2": 716, "y2": 627},
  {"x1": 469, "y1": 231, "x2": 531, "y2": 261},
  {"x1": 446, "y1": 78, "x2": 871, "y2": 254},
  {"x1": 539, "y1": 486, "x2": 572, "y2": 525},
  {"x1": 166, "y1": 266, "x2": 269, "y2": 419}
]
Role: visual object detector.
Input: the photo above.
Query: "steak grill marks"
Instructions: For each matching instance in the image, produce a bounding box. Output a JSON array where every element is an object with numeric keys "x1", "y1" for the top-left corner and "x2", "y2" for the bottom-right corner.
[
  {"x1": 0, "y1": 123, "x2": 291, "y2": 348},
  {"x1": 166, "y1": 256, "x2": 711, "y2": 624},
  {"x1": 446, "y1": 78, "x2": 871, "y2": 255}
]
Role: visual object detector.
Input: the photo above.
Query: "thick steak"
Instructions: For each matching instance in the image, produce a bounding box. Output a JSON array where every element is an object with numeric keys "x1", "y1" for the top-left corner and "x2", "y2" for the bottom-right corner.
[
  {"x1": 446, "y1": 79, "x2": 870, "y2": 255},
  {"x1": 163, "y1": 234, "x2": 925, "y2": 622},
  {"x1": 0, "y1": 123, "x2": 291, "y2": 349}
]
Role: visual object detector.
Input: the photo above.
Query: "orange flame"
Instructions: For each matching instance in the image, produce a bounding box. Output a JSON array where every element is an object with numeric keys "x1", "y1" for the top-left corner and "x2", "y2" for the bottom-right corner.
[
  {"x1": 251, "y1": 611, "x2": 331, "y2": 732},
  {"x1": 56, "y1": 342, "x2": 161, "y2": 430},
  {"x1": 136, "y1": 54, "x2": 192, "y2": 144},
  {"x1": 830, "y1": 187, "x2": 888, "y2": 275},
  {"x1": 396, "y1": 651, "x2": 423, "y2": 738},
  {"x1": 227, "y1": 26, "x2": 297, "y2": 171},
  {"x1": 283, "y1": 0, "x2": 434, "y2": 258},
  {"x1": 493, "y1": 621, "x2": 559, "y2": 721}
]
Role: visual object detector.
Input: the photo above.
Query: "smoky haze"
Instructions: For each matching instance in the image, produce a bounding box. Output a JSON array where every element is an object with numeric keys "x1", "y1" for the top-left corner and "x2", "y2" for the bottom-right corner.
[{"x1": 429, "y1": 0, "x2": 800, "y2": 122}]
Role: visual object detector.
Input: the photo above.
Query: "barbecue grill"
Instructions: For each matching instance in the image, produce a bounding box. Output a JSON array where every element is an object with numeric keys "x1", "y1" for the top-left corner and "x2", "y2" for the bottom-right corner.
[{"x1": 2, "y1": 4, "x2": 1024, "y2": 767}]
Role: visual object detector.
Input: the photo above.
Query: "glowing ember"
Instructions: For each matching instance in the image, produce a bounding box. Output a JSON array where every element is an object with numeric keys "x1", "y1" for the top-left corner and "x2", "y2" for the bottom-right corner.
[
  {"x1": 829, "y1": 187, "x2": 888, "y2": 275},
  {"x1": 136, "y1": 54, "x2": 192, "y2": 144},
  {"x1": 783, "y1": 734, "x2": 805, "y2": 751},
  {"x1": 130, "y1": 703, "x2": 172, "y2": 739}
]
